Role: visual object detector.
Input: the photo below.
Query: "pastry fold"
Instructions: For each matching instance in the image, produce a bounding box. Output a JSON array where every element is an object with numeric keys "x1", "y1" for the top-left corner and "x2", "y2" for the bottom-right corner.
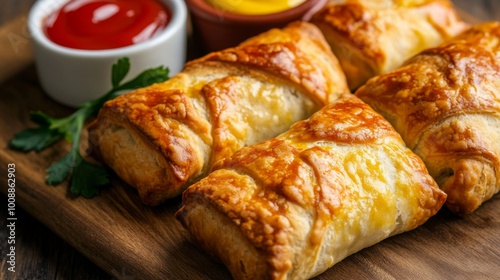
[
  {"x1": 88, "y1": 21, "x2": 349, "y2": 205},
  {"x1": 356, "y1": 22, "x2": 500, "y2": 215},
  {"x1": 310, "y1": 0, "x2": 468, "y2": 90},
  {"x1": 177, "y1": 95, "x2": 446, "y2": 280}
]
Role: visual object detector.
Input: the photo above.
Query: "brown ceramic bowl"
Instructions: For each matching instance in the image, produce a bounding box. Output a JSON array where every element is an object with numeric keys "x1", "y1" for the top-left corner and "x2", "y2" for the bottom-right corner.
[{"x1": 186, "y1": 0, "x2": 327, "y2": 53}]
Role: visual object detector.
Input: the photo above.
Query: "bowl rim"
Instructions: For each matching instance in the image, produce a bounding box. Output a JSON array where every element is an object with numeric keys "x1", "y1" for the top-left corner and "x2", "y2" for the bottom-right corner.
[
  {"x1": 28, "y1": 0, "x2": 187, "y2": 58},
  {"x1": 185, "y1": 0, "x2": 326, "y2": 24}
]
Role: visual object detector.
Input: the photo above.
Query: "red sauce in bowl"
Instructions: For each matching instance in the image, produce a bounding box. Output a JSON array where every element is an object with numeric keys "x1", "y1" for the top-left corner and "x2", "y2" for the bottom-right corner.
[{"x1": 44, "y1": 0, "x2": 171, "y2": 50}]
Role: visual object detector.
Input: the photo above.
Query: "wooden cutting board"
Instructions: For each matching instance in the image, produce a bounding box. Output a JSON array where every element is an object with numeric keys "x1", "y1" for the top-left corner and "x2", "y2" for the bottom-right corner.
[{"x1": 0, "y1": 14, "x2": 499, "y2": 280}]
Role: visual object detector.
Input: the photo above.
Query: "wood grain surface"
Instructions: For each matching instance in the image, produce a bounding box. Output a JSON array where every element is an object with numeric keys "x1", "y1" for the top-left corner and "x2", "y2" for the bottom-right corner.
[{"x1": 1, "y1": 1, "x2": 500, "y2": 280}]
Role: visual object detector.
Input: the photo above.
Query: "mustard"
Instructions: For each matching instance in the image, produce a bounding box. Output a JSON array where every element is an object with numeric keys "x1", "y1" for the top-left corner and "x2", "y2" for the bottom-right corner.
[{"x1": 206, "y1": 0, "x2": 307, "y2": 15}]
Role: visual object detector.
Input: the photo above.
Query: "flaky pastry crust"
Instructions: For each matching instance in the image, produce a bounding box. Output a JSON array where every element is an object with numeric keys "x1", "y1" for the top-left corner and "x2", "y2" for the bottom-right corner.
[
  {"x1": 356, "y1": 22, "x2": 500, "y2": 215},
  {"x1": 88, "y1": 21, "x2": 349, "y2": 205},
  {"x1": 177, "y1": 95, "x2": 446, "y2": 279},
  {"x1": 310, "y1": 0, "x2": 468, "y2": 90}
]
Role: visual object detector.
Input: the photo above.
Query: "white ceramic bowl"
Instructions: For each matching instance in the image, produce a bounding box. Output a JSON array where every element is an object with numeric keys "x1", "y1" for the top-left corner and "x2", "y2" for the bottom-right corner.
[{"x1": 28, "y1": 0, "x2": 187, "y2": 107}]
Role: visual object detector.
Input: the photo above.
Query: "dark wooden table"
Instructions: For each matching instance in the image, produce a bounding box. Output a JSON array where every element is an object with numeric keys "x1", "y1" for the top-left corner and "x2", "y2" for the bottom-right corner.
[{"x1": 1, "y1": 1, "x2": 499, "y2": 280}]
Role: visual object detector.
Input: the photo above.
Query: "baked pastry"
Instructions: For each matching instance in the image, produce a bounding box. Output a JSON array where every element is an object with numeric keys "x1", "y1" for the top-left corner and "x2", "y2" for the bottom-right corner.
[
  {"x1": 88, "y1": 21, "x2": 349, "y2": 205},
  {"x1": 177, "y1": 94, "x2": 446, "y2": 280},
  {"x1": 356, "y1": 22, "x2": 500, "y2": 215},
  {"x1": 310, "y1": 0, "x2": 468, "y2": 90}
]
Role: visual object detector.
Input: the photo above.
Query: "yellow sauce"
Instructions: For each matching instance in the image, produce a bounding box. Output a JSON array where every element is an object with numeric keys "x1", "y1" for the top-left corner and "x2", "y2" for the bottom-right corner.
[{"x1": 206, "y1": 0, "x2": 307, "y2": 15}]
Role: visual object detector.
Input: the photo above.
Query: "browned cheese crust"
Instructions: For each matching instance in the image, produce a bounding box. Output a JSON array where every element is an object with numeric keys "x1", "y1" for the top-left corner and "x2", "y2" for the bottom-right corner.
[
  {"x1": 88, "y1": 21, "x2": 349, "y2": 205},
  {"x1": 356, "y1": 22, "x2": 500, "y2": 215},
  {"x1": 310, "y1": 0, "x2": 468, "y2": 90},
  {"x1": 177, "y1": 95, "x2": 446, "y2": 279}
]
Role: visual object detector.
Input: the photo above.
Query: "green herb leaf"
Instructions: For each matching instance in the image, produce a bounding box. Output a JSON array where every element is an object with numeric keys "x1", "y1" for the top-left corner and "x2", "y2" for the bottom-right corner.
[
  {"x1": 9, "y1": 57, "x2": 170, "y2": 199},
  {"x1": 116, "y1": 66, "x2": 170, "y2": 91},
  {"x1": 9, "y1": 127, "x2": 61, "y2": 152},
  {"x1": 30, "y1": 111, "x2": 53, "y2": 126},
  {"x1": 46, "y1": 150, "x2": 77, "y2": 185},
  {"x1": 70, "y1": 153, "x2": 109, "y2": 198},
  {"x1": 112, "y1": 57, "x2": 130, "y2": 88}
]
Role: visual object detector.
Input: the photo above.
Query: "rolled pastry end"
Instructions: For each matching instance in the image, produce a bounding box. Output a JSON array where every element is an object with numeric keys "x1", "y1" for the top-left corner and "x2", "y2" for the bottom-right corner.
[
  {"x1": 436, "y1": 159, "x2": 498, "y2": 216},
  {"x1": 177, "y1": 196, "x2": 270, "y2": 280},
  {"x1": 88, "y1": 115, "x2": 205, "y2": 205}
]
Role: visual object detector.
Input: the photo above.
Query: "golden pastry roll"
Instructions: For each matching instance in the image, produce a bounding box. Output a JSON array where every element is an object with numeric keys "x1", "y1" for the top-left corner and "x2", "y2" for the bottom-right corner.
[
  {"x1": 356, "y1": 22, "x2": 500, "y2": 216},
  {"x1": 88, "y1": 21, "x2": 349, "y2": 205},
  {"x1": 177, "y1": 95, "x2": 446, "y2": 280},
  {"x1": 310, "y1": 0, "x2": 468, "y2": 90}
]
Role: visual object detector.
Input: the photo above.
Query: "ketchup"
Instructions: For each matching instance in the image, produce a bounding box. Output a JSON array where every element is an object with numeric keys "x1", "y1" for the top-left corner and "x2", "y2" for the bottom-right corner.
[{"x1": 44, "y1": 0, "x2": 171, "y2": 50}]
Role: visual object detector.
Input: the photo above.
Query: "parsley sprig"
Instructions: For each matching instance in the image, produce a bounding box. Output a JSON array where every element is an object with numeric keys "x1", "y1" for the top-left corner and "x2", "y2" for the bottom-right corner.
[{"x1": 9, "y1": 57, "x2": 169, "y2": 198}]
